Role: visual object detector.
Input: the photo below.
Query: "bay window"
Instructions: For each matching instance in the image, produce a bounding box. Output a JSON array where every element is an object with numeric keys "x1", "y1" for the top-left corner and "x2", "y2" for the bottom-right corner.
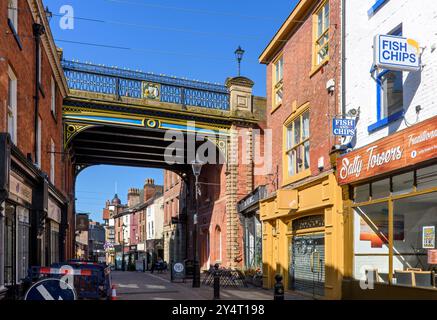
[{"x1": 285, "y1": 109, "x2": 310, "y2": 177}]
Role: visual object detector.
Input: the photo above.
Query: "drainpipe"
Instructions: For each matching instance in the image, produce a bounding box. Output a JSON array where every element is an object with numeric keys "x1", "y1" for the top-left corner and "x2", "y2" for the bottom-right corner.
[{"x1": 32, "y1": 23, "x2": 45, "y2": 162}]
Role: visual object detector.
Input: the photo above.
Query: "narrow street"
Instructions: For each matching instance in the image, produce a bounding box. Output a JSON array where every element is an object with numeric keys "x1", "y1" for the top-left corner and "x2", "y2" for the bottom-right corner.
[{"x1": 111, "y1": 271, "x2": 312, "y2": 300}]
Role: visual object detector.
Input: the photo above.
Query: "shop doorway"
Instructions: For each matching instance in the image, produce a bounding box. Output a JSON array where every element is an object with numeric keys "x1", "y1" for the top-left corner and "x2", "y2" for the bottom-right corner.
[{"x1": 290, "y1": 233, "x2": 325, "y2": 297}]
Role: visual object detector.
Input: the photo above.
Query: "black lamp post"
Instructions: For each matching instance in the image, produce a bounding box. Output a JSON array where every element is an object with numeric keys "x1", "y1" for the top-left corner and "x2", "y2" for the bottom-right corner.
[
  {"x1": 234, "y1": 46, "x2": 245, "y2": 76},
  {"x1": 122, "y1": 223, "x2": 126, "y2": 271},
  {"x1": 191, "y1": 159, "x2": 203, "y2": 288}
]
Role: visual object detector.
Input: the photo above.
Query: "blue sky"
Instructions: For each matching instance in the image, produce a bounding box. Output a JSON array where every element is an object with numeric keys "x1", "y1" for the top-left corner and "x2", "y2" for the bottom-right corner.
[{"x1": 44, "y1": 0, "x2": 298, "y2": 221}]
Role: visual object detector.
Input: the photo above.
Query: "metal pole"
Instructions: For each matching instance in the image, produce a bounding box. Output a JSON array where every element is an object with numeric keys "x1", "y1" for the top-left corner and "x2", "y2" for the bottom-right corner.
[
  {"x1": 192, "y1": 175, "x2": 200, "y2": 287},
  {"x1": 122, "y1": 225, "x2": 125, "y2": 271}
]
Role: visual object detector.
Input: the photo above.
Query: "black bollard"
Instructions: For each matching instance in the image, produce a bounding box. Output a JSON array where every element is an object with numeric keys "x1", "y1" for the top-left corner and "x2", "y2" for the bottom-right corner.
[
  {"x1": 213, "y1": 263, "x2": 220, "y2": 300},
  {"x1": 274, "y1": 274, "x2": 284, "y2": 300}
]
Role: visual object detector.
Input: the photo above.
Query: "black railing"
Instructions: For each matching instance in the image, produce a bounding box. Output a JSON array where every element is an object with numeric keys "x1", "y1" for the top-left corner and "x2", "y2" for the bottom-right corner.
[{"x1": 62, "y1": 60, "x2": 230, "y2": 110}]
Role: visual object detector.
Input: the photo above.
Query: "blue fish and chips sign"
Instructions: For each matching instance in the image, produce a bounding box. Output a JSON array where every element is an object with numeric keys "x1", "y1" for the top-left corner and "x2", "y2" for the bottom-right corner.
[
  {"x1": 333, "y1": 118, "x2": 356, "y2": 137},
  {"x1": 374, "y1": 34, "x2": 421, "y2": 72}
]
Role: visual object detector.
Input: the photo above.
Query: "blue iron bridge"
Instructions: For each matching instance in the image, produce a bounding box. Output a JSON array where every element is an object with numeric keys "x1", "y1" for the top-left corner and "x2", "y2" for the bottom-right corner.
[
  {"x1": 61, "y1": 60, "x2": 262, "y2": 174},
  {"x1": 62, "y1": 60, "x2": 230, "y2": 110}
]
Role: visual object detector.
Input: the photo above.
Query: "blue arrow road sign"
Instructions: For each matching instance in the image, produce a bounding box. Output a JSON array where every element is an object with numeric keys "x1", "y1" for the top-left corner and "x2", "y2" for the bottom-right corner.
[{"x1": 24, "y1": 278, "x2": 77, "y2": 300}]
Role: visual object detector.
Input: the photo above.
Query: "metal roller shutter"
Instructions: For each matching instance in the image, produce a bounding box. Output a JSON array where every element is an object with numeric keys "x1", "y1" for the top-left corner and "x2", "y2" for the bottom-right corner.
[{"x1": 290, "y1": 234, "x2": 325, "y2": 297}]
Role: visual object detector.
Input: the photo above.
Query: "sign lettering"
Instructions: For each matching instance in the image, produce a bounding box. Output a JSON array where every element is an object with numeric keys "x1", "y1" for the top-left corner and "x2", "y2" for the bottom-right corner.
[{"x1": 337, "y1": 116, "x2": 437, "y2": 184}]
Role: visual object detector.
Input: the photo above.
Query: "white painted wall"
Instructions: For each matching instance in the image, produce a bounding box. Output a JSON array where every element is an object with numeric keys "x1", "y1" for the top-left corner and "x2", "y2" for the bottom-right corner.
[
  {"x1": 344, "y1": 0, "x2": 437, "y2": 149},
  {"x1": 146, "y1": 196, "x2": 164, "y2": 240}
]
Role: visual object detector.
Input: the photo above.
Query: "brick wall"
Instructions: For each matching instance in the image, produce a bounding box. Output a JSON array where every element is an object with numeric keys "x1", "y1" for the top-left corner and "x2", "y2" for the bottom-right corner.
[{"x1": 265, "y1": 0, "x2": 341, "y2": 193}]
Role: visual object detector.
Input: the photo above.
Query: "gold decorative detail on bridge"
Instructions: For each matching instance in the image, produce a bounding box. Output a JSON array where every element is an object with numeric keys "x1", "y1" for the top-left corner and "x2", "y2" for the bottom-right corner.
[
  {"x1": 64, "y1": 122, "x2": 95, "y2": 149},
  {"x1": 142, "y1": 82, "x2": 161, "y2": 100}
]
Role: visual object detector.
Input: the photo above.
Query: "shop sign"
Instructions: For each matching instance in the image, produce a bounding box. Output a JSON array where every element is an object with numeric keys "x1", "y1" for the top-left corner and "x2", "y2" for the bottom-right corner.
[
  {"x1": 292, "y1": 215, "x2": 324, "y2": 231},
  {"x1": 332, "y1": 118, "x2": 356, "y2": 137},
  {"x1": 374, "y1": 34, "x2": 421, "y2": 72},
  {"x1": 9, "y1": 174, "x2": 32, "y2": 204},
  {"x1": 428, "y1": 250, "x2": 437, "y2": 265},
  {"x1": 238, "y1": 186, "x2": 266, "y2": 213},
  {"x1": 423, "y1": 226, "x2": 435, "y2": 249},
  {"x1": 337, "y1": 116, "x2": 437, "y2": 184},
  {"x1": 171, "y1": 262, "x2": 185, "y2": 282},
  {"x1": 48, "y1": 198, "x2": 62, "y2": 223}
]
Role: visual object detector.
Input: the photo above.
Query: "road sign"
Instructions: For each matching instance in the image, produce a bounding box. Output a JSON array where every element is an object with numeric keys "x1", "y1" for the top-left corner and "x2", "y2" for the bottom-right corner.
[{"x1": 24, "y1": 278, "x2": 77, "y2": 300}]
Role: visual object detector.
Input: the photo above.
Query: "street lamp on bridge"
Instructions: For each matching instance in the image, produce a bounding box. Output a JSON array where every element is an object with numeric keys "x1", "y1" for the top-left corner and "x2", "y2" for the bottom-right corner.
[
  {"x1": 191, "y1": 159, "x2": 204, "y2": 288},
  {"x1": 234, "y1": 46, "x2": 245, "y2": 76}
]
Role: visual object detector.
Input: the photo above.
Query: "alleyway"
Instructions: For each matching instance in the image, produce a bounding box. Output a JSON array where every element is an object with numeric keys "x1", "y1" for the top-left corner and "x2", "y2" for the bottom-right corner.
[{"x1": 111, "y1": 271, "x2": 312, "y2": 300}]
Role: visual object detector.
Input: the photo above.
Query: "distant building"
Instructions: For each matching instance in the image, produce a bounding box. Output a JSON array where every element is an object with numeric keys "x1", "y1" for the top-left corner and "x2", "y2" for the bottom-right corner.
[
  {"x1": 88, "y1": 220, "x2": 106, "y2": 263},
  {"x1": 163, "y1": 170, "x2": 187, "y2": 264}
]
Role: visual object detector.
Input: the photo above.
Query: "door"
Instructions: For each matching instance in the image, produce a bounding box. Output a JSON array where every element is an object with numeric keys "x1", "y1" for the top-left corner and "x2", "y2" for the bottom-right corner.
[{"x1": 290, "y1": 233, "x2": 325, "y2": 297}]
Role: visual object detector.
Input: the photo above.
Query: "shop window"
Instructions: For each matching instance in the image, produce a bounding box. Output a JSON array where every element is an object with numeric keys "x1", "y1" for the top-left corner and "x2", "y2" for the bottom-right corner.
[
  {"x1": 313, "y1": 1, "x2": 329, "y2": 68},
  {"x1": 7, "y1": 66, "x2": 17, "y2": 145},
  {"x1": 392, "y1": 192, "x2": 437, "y2": 288},
  {"x1": 8, "y1": 0, "x2": 18, "y2": 32},
  {"x1": 285, "y1": 109, "x2": 310, "y2": 177},
  {"x1": 417, "y1": 164, "x2": 437, "y2": 191},
  {"x1": 50, "y1": 224, "x2": 60, "y2": 264},
  {"x1": 272, "y1": 55, "x2": 283, "y2": 108},
  {"x1": 4, "y1": 204, "x2": 15, "y2": 286},
  {"x1": 392, "y1": 171, "x2": 414, "y2": 195},
  {"x1": 354, "y1": 202, "x2": 390, "y2": 284},
  {"x1": 354, "y1": 184, "x2": 370, "y2": 203},
  {"x1": 371, "y1": 178, "x2": 390, "y2": 200},
  {"x1": 368, "y1": 26, "x2": 404, "y2": 133},
  {"x1": 17, "y1": 207, "x2": 29, "y2": 282}
]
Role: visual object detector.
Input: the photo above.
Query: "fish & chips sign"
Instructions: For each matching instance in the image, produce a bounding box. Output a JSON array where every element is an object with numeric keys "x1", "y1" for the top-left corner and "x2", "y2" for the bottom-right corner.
[{"x1": 374, "y1": 34, "x2": 420, "y2": 72}]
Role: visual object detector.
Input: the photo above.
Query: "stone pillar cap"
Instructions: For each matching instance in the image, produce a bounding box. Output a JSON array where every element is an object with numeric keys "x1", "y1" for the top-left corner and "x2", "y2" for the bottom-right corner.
[{"x1": 225, "y1": 76, "x2": 254, "y2": 89}]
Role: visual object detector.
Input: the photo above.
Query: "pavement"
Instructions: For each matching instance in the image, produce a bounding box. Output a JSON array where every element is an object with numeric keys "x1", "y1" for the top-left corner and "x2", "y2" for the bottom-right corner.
[{"x1": 111, "y1": 271, "x2": 312, "y2": 300}]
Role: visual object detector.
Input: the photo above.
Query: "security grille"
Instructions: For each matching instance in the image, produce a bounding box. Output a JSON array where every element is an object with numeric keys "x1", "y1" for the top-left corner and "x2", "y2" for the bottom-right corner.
[{"x1": 290, "y1": 234, "x2": 325, "y2": 297}]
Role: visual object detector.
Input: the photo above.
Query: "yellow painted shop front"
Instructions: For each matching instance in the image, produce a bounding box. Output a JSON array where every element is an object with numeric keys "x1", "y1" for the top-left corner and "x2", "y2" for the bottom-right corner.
[
  {"x1": 260, "y1": 173, "x2": 344, "y2": 299},
  {"x1": 338, "y1": 116, "x2": 437, "y2": 299}
]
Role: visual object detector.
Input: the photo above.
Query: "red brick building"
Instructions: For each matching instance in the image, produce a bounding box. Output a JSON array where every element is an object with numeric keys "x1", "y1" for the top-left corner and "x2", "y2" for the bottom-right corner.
[
  {"x1": 0, "y1": 0, "x2": 74, "y2": 299},
  {"x1": 163, "y1": 170, "x2": 187, "y2": 264},
  {"x1": 258, "y1": 0, "x2": 345, "y2": 299}
]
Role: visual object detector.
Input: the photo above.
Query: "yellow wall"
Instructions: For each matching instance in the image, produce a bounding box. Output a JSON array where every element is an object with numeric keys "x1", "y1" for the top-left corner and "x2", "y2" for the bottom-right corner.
[{"x1": 260, "y1": 173, "x2": 344, "y2": 299}]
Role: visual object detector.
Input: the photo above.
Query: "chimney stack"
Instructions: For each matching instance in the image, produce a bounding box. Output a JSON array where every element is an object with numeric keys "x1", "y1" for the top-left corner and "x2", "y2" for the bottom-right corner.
[{"x1": 127, "y1": 188, "x2": 140, "y2": 207}]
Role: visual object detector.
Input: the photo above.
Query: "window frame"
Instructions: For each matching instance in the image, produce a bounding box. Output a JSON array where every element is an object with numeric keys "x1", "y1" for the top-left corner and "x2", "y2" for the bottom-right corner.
[
  {"x1": 50, "y1": 138, "x2": 55, "y2": 184},
  {"x1": 312, "y1": 0, "x2": 330, "y2": 70},
  {"x1": 272, "y1": 54, "x2": 284, "y2": 111},
  {"x1": 50, "y1": 76, "x2": 56, "y2": 117},
  {"x1": 7, "y1": 66, "x2": 18, "y2": 145},
  {"x1": 283, "y1": 105, "x2": 311, "y2": 185},
  {"x1": 368, "y1": 26, "x2": 404, "y2": 133},
  {"x1": 8, "y1": 0, "x2": 18, "y2": 32}
]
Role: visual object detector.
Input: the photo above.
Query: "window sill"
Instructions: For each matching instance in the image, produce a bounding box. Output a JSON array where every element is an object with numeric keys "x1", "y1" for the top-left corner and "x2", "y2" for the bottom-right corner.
[
  {"x1": 309, "y1": 57, "x2": 329, "y2": 78},
  {"x1": 368, "y1": 0, "x2": 388, "y2": 17},
  {"x1": 367, "y1": 110, "x2": 404, "y2": 133},
  {"x1": 282, "y1": 168, "x2": 311, "y2": 187},
  {"x1": 8, "y1": 19, "x2": 22, "y2": 50},
  {"x1": 271, "y1": 103, "x2": 282, "y2": 114}
]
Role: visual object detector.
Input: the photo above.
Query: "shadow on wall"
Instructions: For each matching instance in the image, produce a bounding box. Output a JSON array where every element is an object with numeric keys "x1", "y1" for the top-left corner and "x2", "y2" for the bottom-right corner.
[{"x1": 388, "y1": 68, "x2": 422, "y2": 135}]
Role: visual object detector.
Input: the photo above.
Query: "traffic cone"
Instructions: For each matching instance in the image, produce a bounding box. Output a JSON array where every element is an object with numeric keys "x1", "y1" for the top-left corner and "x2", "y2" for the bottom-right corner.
[{"x1": 111, "y1": 285, "x2": 117, "y2": 300}]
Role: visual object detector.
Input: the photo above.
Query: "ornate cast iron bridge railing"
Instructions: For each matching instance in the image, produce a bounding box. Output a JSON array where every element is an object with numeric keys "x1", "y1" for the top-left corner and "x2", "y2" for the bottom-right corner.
[{"x1": 62, "y1": 60, "x2": 230, "y2": 110}]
